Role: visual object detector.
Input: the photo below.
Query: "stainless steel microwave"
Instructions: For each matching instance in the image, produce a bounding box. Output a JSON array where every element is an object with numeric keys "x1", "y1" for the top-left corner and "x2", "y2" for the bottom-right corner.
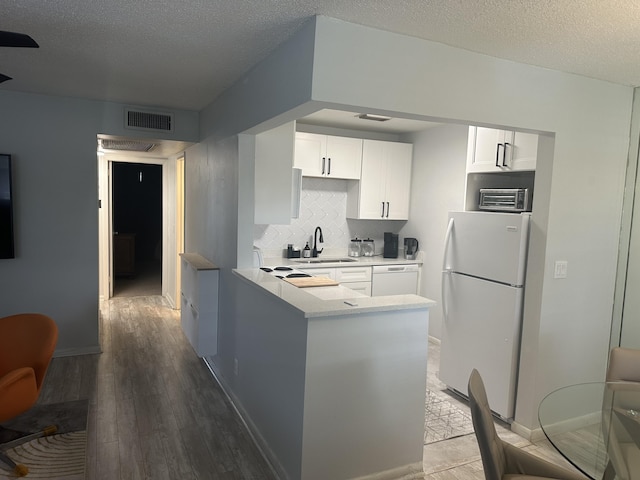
[{"x1": 479, "y1": 188, "x2": 531, "y2": 212}]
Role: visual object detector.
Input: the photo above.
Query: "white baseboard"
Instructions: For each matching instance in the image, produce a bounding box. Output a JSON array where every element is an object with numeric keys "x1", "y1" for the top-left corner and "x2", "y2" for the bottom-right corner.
[
  {"x1": 203, "y1": 358, "x2": 287, "y2": 480},
  {"x1": 351, "y1": 462, "x2": 423, "y2": 480},
  {"x1": 164, "y1": 292, "x2": 178, "y2": 309},
  {"x1": 511, "y1": 421, "x2": 548, "y2": 443},
  {"x1": 54, "y1": 345, "x2": 102, "y2": 357}
]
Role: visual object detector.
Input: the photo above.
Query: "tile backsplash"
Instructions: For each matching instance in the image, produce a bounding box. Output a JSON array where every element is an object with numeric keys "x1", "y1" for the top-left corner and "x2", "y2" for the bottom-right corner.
[{"x1": 254, "y1": 177, "x2": 402, "y2": 257}]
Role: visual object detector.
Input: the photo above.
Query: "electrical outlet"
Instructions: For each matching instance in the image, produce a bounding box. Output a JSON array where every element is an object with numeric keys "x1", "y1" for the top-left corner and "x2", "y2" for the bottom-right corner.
[
  {"x1": 234, "y1": 358, "x2": 239, "y2": 376},
  {"x1": 554, "y1": 260, "x2": 568, "y2": 279}
]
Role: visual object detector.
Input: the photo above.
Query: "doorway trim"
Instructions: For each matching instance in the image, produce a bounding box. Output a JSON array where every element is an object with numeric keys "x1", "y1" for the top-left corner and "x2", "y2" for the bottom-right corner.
[{"x1": 98, "y1": 152, "x2": 181, "y2": 306}]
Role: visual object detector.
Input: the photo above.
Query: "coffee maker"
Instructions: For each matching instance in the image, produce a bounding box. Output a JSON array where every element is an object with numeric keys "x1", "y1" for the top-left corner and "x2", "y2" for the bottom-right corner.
[
  {"x1": 404, "y1": 238, "x2": 419, "y2": 260},
  {"x1": 383, "y1": 232, "x2": 399, "y2": 258}
]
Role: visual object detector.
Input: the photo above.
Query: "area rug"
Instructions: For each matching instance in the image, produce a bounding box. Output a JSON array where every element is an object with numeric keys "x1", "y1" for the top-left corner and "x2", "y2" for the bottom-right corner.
[
  {"x1": 424, "y1": 389, "x2": 475, "y2": 444},
  {"x1": 0, "y1": 399, "x2": 88, "y2": 479}
]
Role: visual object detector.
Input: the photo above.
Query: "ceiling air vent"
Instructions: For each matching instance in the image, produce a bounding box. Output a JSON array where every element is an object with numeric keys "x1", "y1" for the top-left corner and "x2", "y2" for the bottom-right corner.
[
  {"x1": 125, "y1": 108, "x2": 174, "y2": 132},
  {"x1": 101, "y1": 139, "x2": 156, "y2": 152}
]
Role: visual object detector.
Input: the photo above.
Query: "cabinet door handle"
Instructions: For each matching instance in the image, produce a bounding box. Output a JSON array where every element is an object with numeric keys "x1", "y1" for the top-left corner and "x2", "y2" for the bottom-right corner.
[
  {"x1": 381, "y1": 202, "x2": 385, "y2": 218},
  {"x1": 328, "y1": 157, "x2": 331, "y2": 175},
  {"x1": 321, "y1": 157, "x2": 326, "y2": 175},
  {"x1": 495, "y1": 143, "x2": 504, "y2": 167},
  {"x1": 386, "y1": 202, "x2": 390, "y2": 218},
  {"x1": 502, "y1": 142, "x2": 510, "y2": 167}
]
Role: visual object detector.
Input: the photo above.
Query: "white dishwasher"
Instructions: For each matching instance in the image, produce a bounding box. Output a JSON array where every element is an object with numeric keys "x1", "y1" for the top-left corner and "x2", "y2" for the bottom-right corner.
[{"x1": 371, "y1": 264, "x2": 419, "y2": 296}]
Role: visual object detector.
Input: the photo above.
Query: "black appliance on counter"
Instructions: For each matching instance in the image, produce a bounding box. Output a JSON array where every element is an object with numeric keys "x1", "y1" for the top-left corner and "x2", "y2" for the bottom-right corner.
[
  {"x1": 404, "y1": 237, "x2": 419, "y2": 260},
  {"x1": 383, "y1": 232, "x2": 399, "y2": 258}
]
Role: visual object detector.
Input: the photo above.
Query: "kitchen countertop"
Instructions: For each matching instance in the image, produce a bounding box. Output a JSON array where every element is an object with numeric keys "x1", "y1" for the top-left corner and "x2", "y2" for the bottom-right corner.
[
  {"x1": 233, "y1": 268, "x2": 434, "y2": 318},
  {"x1": 261, "y1": 253, "x2": 423, "y2": 269}
]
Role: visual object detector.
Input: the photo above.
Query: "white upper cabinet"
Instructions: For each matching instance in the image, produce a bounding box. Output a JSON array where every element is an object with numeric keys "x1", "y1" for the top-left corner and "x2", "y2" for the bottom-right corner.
[
  {"x1": 347, "y1": 139, "x2": 413, "y2": 220},
  {"x1": 294, "y1": 132, "x2": 363, "y2": 179},
  {"x1": 254, "y1": 121, "x2": 297, "y2": 224},
  {"x1": 467, "y1": 126, "x2": 538, "y2": 173}
]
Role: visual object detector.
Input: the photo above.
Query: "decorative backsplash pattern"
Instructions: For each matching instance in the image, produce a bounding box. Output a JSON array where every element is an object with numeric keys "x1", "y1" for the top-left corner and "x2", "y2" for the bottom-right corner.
[{"x1": 254, "y1": 177, "x2": 398, "y2": 256}]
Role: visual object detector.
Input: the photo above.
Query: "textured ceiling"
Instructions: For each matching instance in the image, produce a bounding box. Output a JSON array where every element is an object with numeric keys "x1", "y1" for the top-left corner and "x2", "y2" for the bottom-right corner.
[{"x1": 3, "y1": 0, "x2": 640, "y2": 111}]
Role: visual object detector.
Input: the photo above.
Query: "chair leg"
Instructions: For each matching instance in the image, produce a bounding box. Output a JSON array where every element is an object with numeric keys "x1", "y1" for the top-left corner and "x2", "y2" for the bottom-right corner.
[
  {"x1": 602, "y1": 460, "x2": 617, "y2": 480},
  {"x1": 0, "y1": 424, "x2": 56, "y2": 477},
  {"x1": 1, "y1": 424, "x2": 57, "y2": 450},
  {"x1": 0, "y1": 450, "x2": 28, "y2": 477}
]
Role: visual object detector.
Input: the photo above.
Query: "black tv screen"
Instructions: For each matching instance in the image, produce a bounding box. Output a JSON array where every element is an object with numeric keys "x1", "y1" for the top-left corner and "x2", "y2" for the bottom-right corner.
[{"x1": 0, "y1": 154, "x2": 15, "y2": 259}]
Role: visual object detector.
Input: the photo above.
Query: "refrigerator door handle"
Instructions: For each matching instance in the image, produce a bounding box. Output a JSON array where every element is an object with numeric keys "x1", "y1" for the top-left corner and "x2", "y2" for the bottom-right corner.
[
  {"x1": 442, "y1": 270, "x2": 450, "y2": 322},
  {"x1": 441, "y1": 217, "x2": 455, "y2": 322},
  {"x1": 442, "y1": 217, "x2": 454, "y2": 272}
]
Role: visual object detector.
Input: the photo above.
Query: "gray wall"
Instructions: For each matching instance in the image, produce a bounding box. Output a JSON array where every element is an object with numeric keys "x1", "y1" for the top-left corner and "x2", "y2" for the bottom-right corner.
[
  {"x1": 400, "y1": 124, "x2": 469, "y2": 339},
  {"x1": 0, "y1": 90, "x2": 198, "y2": 355}
]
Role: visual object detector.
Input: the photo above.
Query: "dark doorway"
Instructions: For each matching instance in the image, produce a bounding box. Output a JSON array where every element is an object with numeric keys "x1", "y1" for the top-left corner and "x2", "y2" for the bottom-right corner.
[{"x1": 112, "y1": 162, "x2": 162, "y2": 297}]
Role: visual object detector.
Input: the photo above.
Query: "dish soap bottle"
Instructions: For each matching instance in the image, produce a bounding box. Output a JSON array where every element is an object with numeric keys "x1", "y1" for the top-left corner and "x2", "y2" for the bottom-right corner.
[{"x1": 303, "y1": 242, "x2": 311, "y2": 258}]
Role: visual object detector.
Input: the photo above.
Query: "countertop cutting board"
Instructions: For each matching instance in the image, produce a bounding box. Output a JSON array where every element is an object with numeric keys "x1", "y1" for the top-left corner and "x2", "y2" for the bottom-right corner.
[{"x1": 284, "y1": 276, "x2": 340, "y2": 288}]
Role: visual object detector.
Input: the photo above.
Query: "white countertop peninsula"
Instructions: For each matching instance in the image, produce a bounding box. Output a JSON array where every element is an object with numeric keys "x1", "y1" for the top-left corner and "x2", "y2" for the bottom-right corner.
[
  {"x1": 225, "y1": 267, "x2": 434, "y2": 480},
  {"x1": 234, "y1": 268, "x2": 431, "y2": 317}
]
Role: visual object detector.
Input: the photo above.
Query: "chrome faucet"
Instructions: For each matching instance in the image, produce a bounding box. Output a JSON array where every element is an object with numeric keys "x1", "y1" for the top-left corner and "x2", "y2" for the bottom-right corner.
[{"x1": 313, "y1": 226, "x2": 324, "y2": 257}]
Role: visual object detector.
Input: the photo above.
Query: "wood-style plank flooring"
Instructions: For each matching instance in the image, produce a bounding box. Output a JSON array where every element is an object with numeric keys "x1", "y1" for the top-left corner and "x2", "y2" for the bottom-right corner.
[
  {"x1": 37, "y1": 295, "x2": 582, "y2": 480},
  {"x1": 38, "y1": 296, "x2": 274, "y2": 479}
]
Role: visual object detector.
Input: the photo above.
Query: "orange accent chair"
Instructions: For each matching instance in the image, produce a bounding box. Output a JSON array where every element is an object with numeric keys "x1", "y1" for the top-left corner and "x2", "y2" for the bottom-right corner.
[{"x1": 0, "y1": 313, "x2": 58, "y2": 476}]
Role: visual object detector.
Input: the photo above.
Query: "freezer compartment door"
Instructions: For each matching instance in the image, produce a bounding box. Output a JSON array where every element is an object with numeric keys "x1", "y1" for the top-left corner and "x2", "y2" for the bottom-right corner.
[
  {"x1": 445, "y1": 211, "x2": 530, "y2": 286},
  {"x1": 439, "y1": 272, "x2": 523, "y2": 420}
]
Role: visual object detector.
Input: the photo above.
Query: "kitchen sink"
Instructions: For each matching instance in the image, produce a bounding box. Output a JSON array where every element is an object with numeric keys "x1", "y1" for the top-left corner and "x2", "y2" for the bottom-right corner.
[{"x1": 293, "y1": 258, "x2": 358, "y2": 264}]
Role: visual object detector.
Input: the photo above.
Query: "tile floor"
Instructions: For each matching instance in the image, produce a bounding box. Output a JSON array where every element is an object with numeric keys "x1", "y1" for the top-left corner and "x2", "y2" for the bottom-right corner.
[{"x1": 422, "y1": 339, "x2": 581, "y2": 478}]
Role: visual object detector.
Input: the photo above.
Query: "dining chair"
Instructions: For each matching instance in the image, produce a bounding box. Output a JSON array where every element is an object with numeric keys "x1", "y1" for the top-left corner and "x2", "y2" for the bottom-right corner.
[
  {"x1": 603, "y1": 347, "x2": 640, "y2": 480},
  {"x1": 467, "y1": 369, "x2": 586, "y2": 480},
  {"x1": 0, "y1": 313, "x2": 58, "y2": 477},
  {"x1": 606, "y1": 347, "x2": 640, "y2": 383}
]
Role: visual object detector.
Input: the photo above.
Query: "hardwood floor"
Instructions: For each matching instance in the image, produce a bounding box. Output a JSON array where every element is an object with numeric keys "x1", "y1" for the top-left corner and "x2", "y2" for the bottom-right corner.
[
  {"x1": 37, "y1": 296, "x2": 580, "y2": 480},
  {"x1": 38, "y1": 296, "x2": 275, "y2": 480}
]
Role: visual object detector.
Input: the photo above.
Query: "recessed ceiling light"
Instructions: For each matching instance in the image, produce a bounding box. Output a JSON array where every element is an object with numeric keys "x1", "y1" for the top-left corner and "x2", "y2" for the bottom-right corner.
[{"x1": 357, "y1": 113, "x2": 392, "y2": 122}]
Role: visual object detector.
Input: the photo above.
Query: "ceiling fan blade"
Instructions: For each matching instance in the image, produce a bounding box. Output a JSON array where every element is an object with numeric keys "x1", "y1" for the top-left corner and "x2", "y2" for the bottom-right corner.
[
  {"x1": 0, "y1": 73, "x2": 12, "y2": 84},
  {"x1": 0, "y1": 31, "x2": 39, "y2": 48}
]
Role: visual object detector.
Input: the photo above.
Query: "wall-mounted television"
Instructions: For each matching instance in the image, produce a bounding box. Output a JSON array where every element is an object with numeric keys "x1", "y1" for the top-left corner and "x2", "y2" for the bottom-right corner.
[{"x1": 0, "y1": 154, "x2": 15, "y2": 259}]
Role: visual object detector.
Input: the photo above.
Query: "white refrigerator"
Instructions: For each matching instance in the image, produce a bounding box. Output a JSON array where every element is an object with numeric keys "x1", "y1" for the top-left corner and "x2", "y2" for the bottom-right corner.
[{"x1": 440, "y1": 211, "x2": 531, "y2": 421}]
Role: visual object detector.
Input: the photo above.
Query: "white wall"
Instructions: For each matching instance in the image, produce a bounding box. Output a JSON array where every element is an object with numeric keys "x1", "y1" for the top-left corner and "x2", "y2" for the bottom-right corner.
[
  {"x1": 184, "y1": 136, "x2": 242, "y2": 378},
  {"x1": 0, "y1": 90, "x2": 198, "y2": 355},
  {"x1": 400, "y1": 124, "x2": 469, "y2": 339}
]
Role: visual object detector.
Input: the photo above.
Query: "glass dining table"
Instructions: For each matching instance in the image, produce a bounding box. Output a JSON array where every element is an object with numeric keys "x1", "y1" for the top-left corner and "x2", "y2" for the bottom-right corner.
[{"x1": 538, "y1": 382, "x2": 640, "y2": 480}]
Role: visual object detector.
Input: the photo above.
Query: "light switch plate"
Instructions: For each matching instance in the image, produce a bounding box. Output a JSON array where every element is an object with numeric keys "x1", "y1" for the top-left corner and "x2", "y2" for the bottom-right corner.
[{"x1": 554, "y1": 260, "x2": 568, "y2": 279}]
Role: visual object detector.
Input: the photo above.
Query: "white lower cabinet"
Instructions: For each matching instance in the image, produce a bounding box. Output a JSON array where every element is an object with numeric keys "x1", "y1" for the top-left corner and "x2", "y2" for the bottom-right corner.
[
  {"x1": 299, "y1": 265, "x2": 372, "y2": 296},
  {"x1": 302, "y1": 267, "x2": 336, "y2": 280},
  {"x1": 341, "y1": 281, "x2": 372, "y2": 296},
  {"x1": 180, "y1": 253, "x2": 219, "y2": 357}
]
